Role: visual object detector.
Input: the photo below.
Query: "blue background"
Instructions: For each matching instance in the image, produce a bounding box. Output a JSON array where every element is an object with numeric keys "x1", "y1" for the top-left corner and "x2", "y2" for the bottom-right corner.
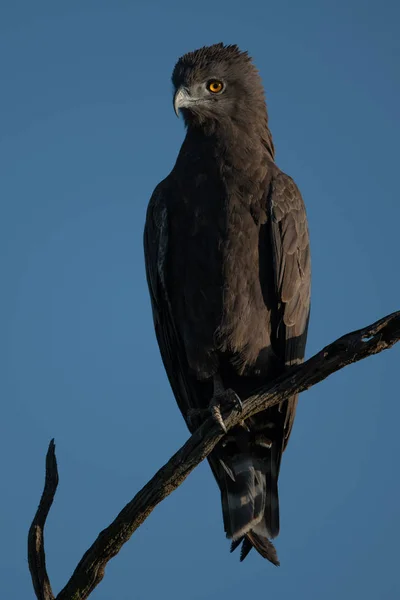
[{"x1": 1, "y1": 1, "x2": 399, "y2": 598}]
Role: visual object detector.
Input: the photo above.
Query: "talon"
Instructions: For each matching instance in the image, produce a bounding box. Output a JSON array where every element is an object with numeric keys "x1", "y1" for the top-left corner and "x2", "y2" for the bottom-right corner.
[
  {"x1": 226, "y1": 389, "x2": 243, "y2": 412},
  {"x1": 210, "y1": 399, "x2": 227, "y2": 433}
]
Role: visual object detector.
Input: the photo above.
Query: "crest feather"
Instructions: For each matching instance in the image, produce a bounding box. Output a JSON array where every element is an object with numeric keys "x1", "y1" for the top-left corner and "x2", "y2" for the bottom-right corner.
[{"x1": 172, "y1": 43, "x2": 252, "y2": 87}]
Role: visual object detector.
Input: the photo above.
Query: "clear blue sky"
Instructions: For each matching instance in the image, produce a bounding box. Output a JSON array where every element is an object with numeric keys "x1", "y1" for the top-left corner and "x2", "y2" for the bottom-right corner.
[{"x1": 1, "y1": 1, "x2": 399, "y2": 598}]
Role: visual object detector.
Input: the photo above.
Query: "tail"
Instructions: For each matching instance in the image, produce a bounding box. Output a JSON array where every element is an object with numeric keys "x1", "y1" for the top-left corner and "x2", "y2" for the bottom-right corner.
[
  {"x1": 221, "y1": 446, "x2": 280, "y2": 565},
  {"x1": 230, "y1": 532, "x2": 280, "y2": 565}
]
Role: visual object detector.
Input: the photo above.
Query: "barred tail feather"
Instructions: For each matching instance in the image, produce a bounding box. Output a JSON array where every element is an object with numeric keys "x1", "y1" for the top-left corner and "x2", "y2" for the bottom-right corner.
[
  {"x1": 222, "y1": 447, "x2": 280, "y2": 564},
  {"x1": 222, "y1": 456, "x2": 266, "y2": 540}
]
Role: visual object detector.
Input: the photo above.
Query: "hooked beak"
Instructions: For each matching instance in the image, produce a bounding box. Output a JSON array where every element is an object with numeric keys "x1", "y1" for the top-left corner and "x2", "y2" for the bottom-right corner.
[{"x1": 173, "y1": 86, "x2": 192, "y2": 117}]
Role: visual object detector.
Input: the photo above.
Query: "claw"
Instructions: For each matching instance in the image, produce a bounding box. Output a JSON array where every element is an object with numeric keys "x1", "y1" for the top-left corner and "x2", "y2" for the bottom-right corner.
[
  {"x1": 210, "y1": 398, "x2": 227, "y2": 433},
  {"x1": 224, "y1": 388, "x2": 243, "y2": 412},
  {"x1": 186, "y1": 403, "x2": 228, "y2": 433}
]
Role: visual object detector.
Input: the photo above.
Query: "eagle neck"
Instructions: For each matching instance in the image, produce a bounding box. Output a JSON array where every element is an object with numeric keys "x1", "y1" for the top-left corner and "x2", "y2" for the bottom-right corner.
[{"x1": 181, "y1": 120, "x2": 274, "y2": 181}]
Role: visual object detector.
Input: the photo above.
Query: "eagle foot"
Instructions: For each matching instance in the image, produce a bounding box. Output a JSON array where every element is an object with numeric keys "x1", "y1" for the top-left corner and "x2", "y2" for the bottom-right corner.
[
  {"x1": 186, "y1": 388, "x2": 243, "y2": 433},
  {"x1": 186, "y1": 404, "x2": 227, "y2": 432},
  {"x1": 210, "y1": 388, "x2": 243, "y2": 433}
]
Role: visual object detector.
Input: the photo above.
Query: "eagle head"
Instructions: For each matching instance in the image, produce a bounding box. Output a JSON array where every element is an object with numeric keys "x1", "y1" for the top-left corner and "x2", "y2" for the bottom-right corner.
[{"x1": 171, "y1": 43, "x2": 266, "y2": 127}]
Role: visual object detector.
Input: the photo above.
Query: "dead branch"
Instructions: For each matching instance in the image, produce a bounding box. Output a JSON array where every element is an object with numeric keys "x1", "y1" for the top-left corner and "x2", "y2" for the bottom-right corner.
[
  {"x1": 28, "y1": 439, "x2": 58, "y2": 600},
  {"x1": 28, "y1": 310, "x2": 400, "y2": 600}
]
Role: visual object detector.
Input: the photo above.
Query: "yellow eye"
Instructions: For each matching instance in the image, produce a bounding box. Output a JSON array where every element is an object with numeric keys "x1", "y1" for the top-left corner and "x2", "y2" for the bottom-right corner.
[{"x1": 207, "y1": 80, "x2": 224, "y2": 93}]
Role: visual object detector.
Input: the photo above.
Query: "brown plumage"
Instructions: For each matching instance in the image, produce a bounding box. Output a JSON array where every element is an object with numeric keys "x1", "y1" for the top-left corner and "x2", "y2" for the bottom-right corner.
[{"x1": 144, "y1": 43, "x2": 311, "y2": 564}]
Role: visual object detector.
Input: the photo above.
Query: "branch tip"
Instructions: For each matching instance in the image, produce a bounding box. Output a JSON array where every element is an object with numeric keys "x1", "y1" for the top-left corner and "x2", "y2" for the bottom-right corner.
[{"x1": 28, "y1": 440, "x2": 58, "y2": 600}]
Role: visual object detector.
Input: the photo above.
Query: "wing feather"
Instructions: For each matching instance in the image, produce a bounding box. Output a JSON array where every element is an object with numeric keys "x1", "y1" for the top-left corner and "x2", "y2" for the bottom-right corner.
[
  {"x1": 269, "y1": 172, "x2": 311, "y2": 447},
  {"x1": 144, "y1": 182, "x2": 198, "y2": 430}
]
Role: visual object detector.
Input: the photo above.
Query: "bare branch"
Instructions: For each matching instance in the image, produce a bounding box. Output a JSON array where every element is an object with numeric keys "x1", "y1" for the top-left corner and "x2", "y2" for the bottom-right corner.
[
  {"x1": 29, "y1": 311, "x2": 400, "y2": 600},
  {"x1": 28, "y1": 439, "x2": 58, "y2": 600}
]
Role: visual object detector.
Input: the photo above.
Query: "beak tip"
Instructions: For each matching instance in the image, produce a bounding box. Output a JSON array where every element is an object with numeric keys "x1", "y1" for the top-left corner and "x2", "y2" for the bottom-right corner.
[{"x1": 173, "y1": 87, "x2": 189, "y2": 118}]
